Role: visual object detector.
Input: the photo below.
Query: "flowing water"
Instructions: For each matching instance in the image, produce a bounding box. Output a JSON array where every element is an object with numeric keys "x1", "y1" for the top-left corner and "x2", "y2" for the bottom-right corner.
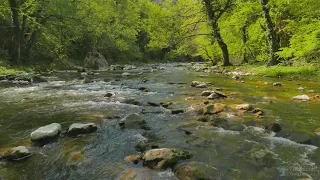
[{"x1": 0, "y1": 64, "x2": 320, "y2": 179}]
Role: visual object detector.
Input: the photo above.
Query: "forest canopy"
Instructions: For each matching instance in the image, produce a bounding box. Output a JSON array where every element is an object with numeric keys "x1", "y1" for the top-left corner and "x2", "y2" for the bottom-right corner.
[{"x1": 0, "y1": 0, "x2": 319, "y2": 68}]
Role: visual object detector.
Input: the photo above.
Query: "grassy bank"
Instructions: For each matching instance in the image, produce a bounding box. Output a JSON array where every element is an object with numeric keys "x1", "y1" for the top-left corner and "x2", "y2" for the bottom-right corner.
[{"x1": 239, "y1": 65, "x2": 320, "y2": 81}]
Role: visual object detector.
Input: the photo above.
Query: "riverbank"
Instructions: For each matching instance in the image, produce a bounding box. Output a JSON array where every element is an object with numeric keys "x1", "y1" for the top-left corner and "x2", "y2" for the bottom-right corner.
[
  {"x1": 2, "y1": 62, "x2": 319, "y2": 82},
  {"x1": 219, "y1": 64, "x2": 320, "y2": 81}
]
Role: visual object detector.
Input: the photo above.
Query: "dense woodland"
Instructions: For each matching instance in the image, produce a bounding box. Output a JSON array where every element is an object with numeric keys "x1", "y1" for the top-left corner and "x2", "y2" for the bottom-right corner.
[{"x1": 0, "y1": 0, "x2": 319, "y2": 69}]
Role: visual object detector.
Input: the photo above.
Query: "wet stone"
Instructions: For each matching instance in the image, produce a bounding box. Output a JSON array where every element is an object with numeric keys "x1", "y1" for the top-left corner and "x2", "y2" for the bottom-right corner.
[
  {"x1": 265, "y1": 122, "x2": 282, "y2": 133},
  {"x1": 276, "y1": 132, "x2": 311, "y2": 145},
  {"x1": 0, "y1": 75, "x2": 7, "y2": 81},
  {"x1": 236, "y1": 104, "x2": 253, "y2": 111},
  {"x1": 122, "y1": 99, "x2": 140, "y2": 105},
  {"x1": 67, "y1": 123, "x2": 97, "y2": 136},
  {"x1": 141, "y1": 148, "x2": 192, "y2": 169},
  {"x1": 212, "y1": 118, "x2": 245, "y2": 131},
  {"x1": 173, "y1": 161, "x2": 217, "y2": 180},
  {"x1": 171, "y1": 109, "x2": 185, "y2": 114},
  {"x1": 292, "y1": 95, "x2": 310, "y2": 101},
  {"x1": 119, "y1": 113, "x2": 147, "y2": 129},
  {"x1": 32, "y1": 75, "x2": 48, "y2": 83},
  {"x1": 147, "y1": 102, "x2": 160, "y2": 107},
  {"x1": 30, "y1": 123, "x2": 62, "y2": 144},
  {"x1": 104, "y1": 92, "x2": 113, "y2": 97},
  {"x1": 273, "y1": 82, "x2": 282, "y2": 86},
  {"x1": 2, "y1": 146, "x2": 31, "y2": 161},
  {"x1": 197, "y1": 116, "x2": 210, "y2": 122}
]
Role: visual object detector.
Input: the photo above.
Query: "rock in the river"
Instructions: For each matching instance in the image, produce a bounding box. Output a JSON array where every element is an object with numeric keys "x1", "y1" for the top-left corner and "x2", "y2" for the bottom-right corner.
[
  {"x1": 197, "y1": 116, "x2": 210, "y2": 122},
  {"x1": 30, "y1": 123, "x2": 62, "y2": 143},
  {"x1": 199, "y1": 74, "x2": 209, "y2": 78},
  {"x1": 141, "y1": 148, "x2": 192, "y2": 169},
  {"x1": 122, "y1": 99, "x2": 140, "y2": 105},
  {"x1": 251, "y1": 108, "x2": 264, "y2": 116},
  {"x1": 2, "y1": 146, "x2": 31, "y2": 161},
  {"x1": 104, "y1": 92, "x2": 113, "y2": 97},
  {"x1": 311, "y1": 136, "x2": 320, "y2": 147},
  {"x1": 191, "y1": 81, "x2": 209, "y2": 88},
  {"x1": 201, "y1": 90, "x2": 212, "y2": 96},
  {"x1": 236, "y1": 104, "x2": 253, "y2": 111},
  {"x1": 124, "y1": 155, "x2": 141, "y2": 164},
  {"x1": 0, "y1": 75, "x2": 7, "y2": 81},
  {"x1": 246, "y1": 148, "x2": 274, "y2": 166},
  {"x1": 109, "y1": 65, "x2": 123, "y2": 71},
  {"x1": 123, "y1": 65, "x2": 136, "y2": 70},
  {"x1": 174, "y1": 161, "x2": 216, "y2": 180},
  {"x1": 292, "y1": 95, "x2": 310, "y2": 101},
  {"x1": 232, "y1": 75, "x2": 240, "y2": 80},
  {"x1": 195, "y1": 83, "x2": 208, "y2": 88},
  {"x1": 297, "y1": 87, "x2": 305, "y2": 91},
  {"x1": 6, "y1": 74, "x2": 17, "y2": 81},
  {"x1": 84, "y1": 51, "x2": 108, "y2": 70},
  {"x1": 32, "y1": 75, "x2": 48, "y2": 83},
  {"x1": 87, "y1": 71, "x2": 95, "y2": 75},
  {"x1": 135, "y1": 143, "x2": 150, "y2": 152},
  {"x1": 68, "y1": 123, "x2": 97, "y2": 136},
  {"x1": 171, "y1": 109, "x2": 185, "y2": 114},
  {"x1": 212, "y1": 118, "x2": 245, "y2": 131},
  {"x1": 160, "y1": 102, "x2": 172, "y2": 108},
  {"x1": 276, "y1": 132, "x2": 311, "y2": 144},
  {"x1": 265, "y1": 122, "x2": 282, "y2": 132},
  {"x1": 119, "y1": 113, "x2": 147, "y2": 129},
  {"x1": 207, "y1": 91, "x2": 227, "y2": 100},
  {"x1": 148, "y1": 102, "x2": 160, "y2": 107},
  {"x1": 138, "y1": 87, "x2": 150, "y2": 92},
  {"x1": 82, "y1": 77, "x2": 93, "y2": 84},
  {"x1": 122, "y1": 72, "x2": 130, "y2": 76},
  {"x1": 273, "y1": 82, "x2": 282, "y2": 86},
  {"x1": 205, "y1": 103, "x2": 226, "y2": 115}
]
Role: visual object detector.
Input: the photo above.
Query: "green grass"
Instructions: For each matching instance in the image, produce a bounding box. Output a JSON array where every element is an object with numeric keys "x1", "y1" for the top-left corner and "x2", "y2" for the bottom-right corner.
[
  {"x1": 240, "y1": 65, "x2": 320, "y2": 81},
  {"x1": 0, "y1": 66, "x2": 18, "y2": 75}
]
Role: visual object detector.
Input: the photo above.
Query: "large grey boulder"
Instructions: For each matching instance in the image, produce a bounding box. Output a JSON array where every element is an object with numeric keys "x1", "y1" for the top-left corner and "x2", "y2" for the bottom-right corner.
[
  {"x1": 84, "y1": 52, "x2": 108, "y2": 70},
  {"x1": 2, "y1": 146, "x2": 31, "y2": 161},
  {"x1": 68, "y1": 123, "x2": 97, "y2": 136},
  {"x1": 141, "y1": 148, "x2": 192, "y2": 169},
  {"x1": 119, "y1": 113, "x2": 147, "y2": 129},
  {"x1": 30, "y1": 123, "x2": 62, "y2": 143}
]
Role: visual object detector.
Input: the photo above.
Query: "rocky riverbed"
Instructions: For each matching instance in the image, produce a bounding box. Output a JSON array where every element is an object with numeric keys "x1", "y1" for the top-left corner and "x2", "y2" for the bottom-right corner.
[{"x1": 0, "y1": 63, "x2": 320, "y2": 179}]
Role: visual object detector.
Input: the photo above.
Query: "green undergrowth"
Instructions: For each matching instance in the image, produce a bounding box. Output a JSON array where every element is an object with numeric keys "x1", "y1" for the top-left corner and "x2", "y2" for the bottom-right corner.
[{"x1": 0, "y1": 66, "x2": 18, "y2": 75}]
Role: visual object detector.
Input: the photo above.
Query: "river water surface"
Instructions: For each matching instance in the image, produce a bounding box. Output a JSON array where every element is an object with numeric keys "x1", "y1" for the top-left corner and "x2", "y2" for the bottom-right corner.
[{"x1": 0, "y1": 64, "x2": 320, "y2": 179}]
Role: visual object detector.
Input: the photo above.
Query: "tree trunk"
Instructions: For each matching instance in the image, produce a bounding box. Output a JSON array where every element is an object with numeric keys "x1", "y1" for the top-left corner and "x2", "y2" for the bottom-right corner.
[
  {"x1": 203, "y1": 0, "x2": 231, "y2": 66},
  {"x1": 8, "y1": 0, "x2": 22, "y2": 65},
  {"x1": 241, "y1": 25, "x2": 248, "y2": 64},
  {"x1": 260, "y1": 0, "x2": 280, "y2": 66}
]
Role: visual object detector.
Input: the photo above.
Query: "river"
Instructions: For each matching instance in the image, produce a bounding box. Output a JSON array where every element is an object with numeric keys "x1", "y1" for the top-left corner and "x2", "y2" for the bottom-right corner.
[{"x1": 0, "y1": 63, "x2": 320, "y2": 179}]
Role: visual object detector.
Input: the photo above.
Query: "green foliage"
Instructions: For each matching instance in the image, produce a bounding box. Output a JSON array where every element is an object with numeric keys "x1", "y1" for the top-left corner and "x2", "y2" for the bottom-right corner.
[
  {"x1": 0, "y1": 0, "x2": 318, "y2": 67},
  {"x1": 0, "y1": 66, "x2": 17, "y2": 75}
]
